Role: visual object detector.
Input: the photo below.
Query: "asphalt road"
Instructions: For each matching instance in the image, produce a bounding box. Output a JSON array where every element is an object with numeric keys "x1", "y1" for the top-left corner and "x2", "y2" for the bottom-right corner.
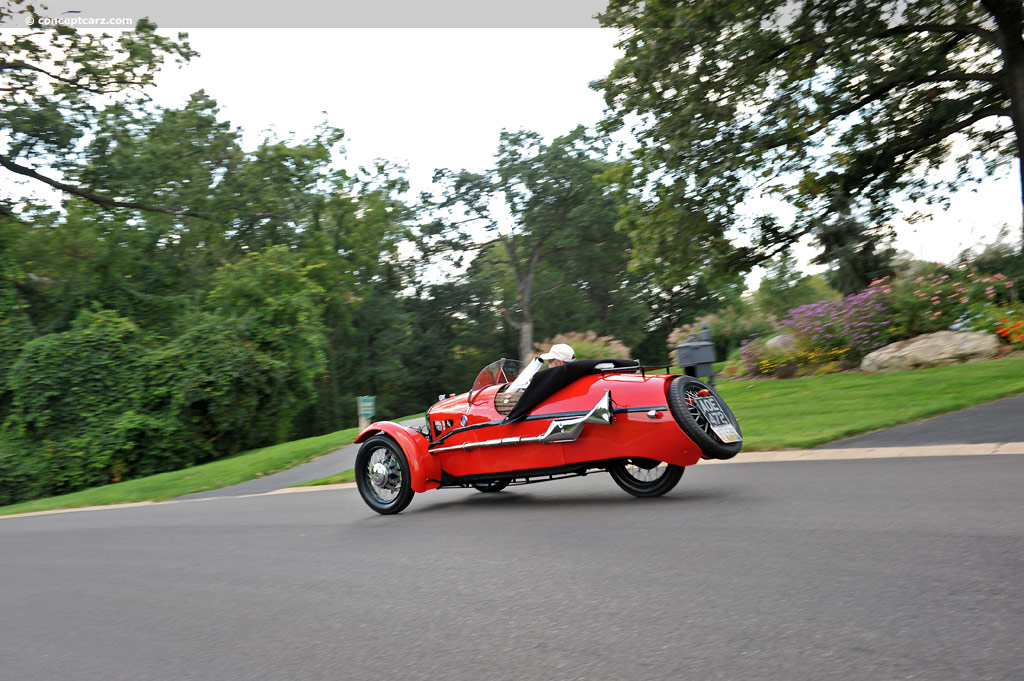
[
  {"x1": 819, "y1": 393, "x2": 1024, "y2": 449},
  {"x1": 2, "y1": 455, "x2": 1022, "y2": 681}
]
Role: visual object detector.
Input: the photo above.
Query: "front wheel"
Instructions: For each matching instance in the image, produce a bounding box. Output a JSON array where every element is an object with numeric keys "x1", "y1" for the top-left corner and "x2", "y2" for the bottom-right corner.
[
  {"x1": 355, "y1": 435, "x2": 415, "y2": 514},
  {"x1": 608, "y1": 458, "x2": 684, "y2": 498}
]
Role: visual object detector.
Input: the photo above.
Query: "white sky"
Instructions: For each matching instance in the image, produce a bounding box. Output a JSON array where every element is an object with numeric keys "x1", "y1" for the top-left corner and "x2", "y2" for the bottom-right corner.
[{"x1": 147, "y1": 29, "x2": 617, "y2": 192}]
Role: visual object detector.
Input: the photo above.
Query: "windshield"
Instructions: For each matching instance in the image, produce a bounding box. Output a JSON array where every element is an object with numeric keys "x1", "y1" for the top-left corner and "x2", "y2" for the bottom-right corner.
[{"x1": 471, "y1": 358, "x2": 526, "y2": 392}]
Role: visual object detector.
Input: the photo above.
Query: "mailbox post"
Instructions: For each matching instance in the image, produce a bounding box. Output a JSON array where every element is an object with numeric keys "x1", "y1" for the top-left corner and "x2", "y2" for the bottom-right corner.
[
  {"x1": 674, "y1": 322, "x2": 716, "y2": 387},
  {"x1": 357, "y1": 395, "x2": 376, "y2": 429}
]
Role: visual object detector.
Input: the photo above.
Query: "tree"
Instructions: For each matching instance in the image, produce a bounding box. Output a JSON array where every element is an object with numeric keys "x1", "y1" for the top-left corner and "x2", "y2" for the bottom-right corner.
[
  {"x1": 596, "y1": 0, "x2": 1024, "y2": 282},
  {"x1": 754, "y1": 252, "x2": 841, "y2": 318},
  {"x1": 0, "y1": 221, "x2": 35, "y2": 406},
  {"x1": 427, "y1": 126, "x2": 635, "y2": 359},
  {"x1": 1, "y1": 1, "x2": 196, "y2": 214},
  {"x1": 632, "y1": 271, "x2": 748, "y2": 363},
  {"x1": 812, "y1": 216, "x2": 898, "y2": 294}
]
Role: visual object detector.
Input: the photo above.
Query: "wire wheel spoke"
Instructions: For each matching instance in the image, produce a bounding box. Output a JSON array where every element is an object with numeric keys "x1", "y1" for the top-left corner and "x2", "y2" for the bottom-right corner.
[
  {"x1": 623, "y1": 458, "x2": 668, "y2": 483},
  {"x1": 365, "y1": 447, "x2": 402, "y2": 502},
  {"x1": 684, "y1": 386, "x2": 716, "y2": 438},
  {"x1": 608, "y1": 457, "x2": 684, "y2": 498}
]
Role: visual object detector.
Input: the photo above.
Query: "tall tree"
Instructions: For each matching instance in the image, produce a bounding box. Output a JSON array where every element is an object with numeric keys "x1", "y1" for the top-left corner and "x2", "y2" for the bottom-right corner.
[
  {"x1": 812, "y1": 216, "x2": 898, "y2": 294},
  {"x1": 596, "y1": 0, "x2": 1024, "y2": 281},
  {"x1": 754, "y1": 252, "x2": 841, "y2": 318},
  {"x1": 0, "y1": 0, "x2": 195, "y2": 214},
  {"x1": 427, "y1": 127, "x2": 634, "y2": 359}
]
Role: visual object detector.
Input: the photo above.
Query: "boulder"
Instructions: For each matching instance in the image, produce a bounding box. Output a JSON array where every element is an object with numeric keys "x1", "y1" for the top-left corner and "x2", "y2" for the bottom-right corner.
[
  {"x1": 765, "y1": 334, "x2": 796, "y2": 350},
  {"x1": 860, "y1": 331, "x2": 1000, "y2": 373}
]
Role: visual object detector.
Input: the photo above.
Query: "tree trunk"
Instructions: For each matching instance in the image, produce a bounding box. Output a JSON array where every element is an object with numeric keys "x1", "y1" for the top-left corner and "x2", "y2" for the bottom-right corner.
[
  {"x1": 1010, "y1": 56, "x2": 1024, "y2": 253},
  {"x1": 1018, "y1": 156, "x2": 1024, "y2": 255},
  {"x1": 983, "y1": 0, "x2": 1024, "y2": 252},
  {"x1": 519, "y1": 316, "x2": 534, "y2": 361}
]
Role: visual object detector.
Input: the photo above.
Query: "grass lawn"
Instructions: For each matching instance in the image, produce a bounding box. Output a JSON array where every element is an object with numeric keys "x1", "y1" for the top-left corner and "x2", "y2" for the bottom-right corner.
[
  {"x1": 0, "y1": 414, "x2": 423, "y2": 516},
  {"x1": 293, "y1": 470, "x2": 355, "y2": 487}
]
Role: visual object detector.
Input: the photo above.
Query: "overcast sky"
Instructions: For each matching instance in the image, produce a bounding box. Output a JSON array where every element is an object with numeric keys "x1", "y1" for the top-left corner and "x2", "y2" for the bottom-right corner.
[{"x1": 150, "y1": 29, "x2": 614, "y2": 179}]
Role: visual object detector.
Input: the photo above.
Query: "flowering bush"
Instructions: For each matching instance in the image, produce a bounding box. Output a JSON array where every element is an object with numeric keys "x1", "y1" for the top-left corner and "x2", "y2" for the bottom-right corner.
[
  {"x1": 996, "y1": 317, "x2": 1024, "y2": 345},
  {"x1": 741, "y1": 336, "x2": 851, "y2": 376},
  {"x1": 716, "y1": 260, "x2": 1018, "y2": 378},
  {"x1": 534, "y1": 331, "x2": 631, "y2": 360},
  {"x1": 960, "y1": 302, "x2": 1024, "y2": 349},
  {"x1": 885, "y1": 263, "x2": 1015, "y2": 338},
  {"x1": 780, "y1": 282, "x2": 893, "y2": 359},
  {"x1": 997, "y1": 316, "x2": 1024, "y2": 347}
]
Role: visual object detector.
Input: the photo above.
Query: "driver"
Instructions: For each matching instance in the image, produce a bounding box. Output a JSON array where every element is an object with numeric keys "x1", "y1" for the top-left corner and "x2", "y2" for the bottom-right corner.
[
  {"x1": 506, "y1": 343, "x2": 576, "y2": 392},
  {"x1": 541, "y1": 343, "x2": 576, "y2": 368}
]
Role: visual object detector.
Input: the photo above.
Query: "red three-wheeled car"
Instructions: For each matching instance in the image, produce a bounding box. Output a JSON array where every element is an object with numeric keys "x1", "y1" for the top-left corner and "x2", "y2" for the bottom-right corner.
[{"x1": 354, "y1": 358, "x2": 742, "y2": 514}]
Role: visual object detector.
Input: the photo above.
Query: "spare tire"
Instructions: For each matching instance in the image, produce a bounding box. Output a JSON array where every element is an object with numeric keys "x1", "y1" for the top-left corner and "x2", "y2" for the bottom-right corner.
[{"x1": 667, "y1": 378, "x2": 742, "y2": 460}]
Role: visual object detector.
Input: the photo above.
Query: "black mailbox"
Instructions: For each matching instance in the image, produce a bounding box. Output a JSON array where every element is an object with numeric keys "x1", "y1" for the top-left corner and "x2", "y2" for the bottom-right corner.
[{"x1": 674, "y1": 323, "x2": 716, "y2": 386}]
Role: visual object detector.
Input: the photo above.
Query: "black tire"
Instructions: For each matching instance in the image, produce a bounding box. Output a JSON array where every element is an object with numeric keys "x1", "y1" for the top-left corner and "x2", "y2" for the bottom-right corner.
[
  {"x1": 608, "y1": 458, "x2": 685, "y2": 497},
  {"x1": 667, "y1": 378, "x2": 742, "y2": 460},
  {"x1": 472, "y1": 479, "x2": 511, "y2": 493},
  {"x1": 355, "y1": 435, "x2": 415, "y2": 515}
]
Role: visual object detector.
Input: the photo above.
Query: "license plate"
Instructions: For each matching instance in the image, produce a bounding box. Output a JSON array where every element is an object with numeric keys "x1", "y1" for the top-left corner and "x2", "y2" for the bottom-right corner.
[{"x1": 696, "y1": 396, "x2": 741, "y2": 443}]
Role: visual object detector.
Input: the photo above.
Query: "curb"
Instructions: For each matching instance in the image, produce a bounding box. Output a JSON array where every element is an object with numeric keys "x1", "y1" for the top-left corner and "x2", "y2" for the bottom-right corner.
[{"x1": 705, "y1": 442, "x2": 1024, "y2": 464}]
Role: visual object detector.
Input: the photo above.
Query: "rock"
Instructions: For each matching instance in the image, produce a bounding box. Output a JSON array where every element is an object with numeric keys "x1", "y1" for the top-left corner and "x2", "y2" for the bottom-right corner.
[
  {"x1": 765, "y1": 334, "x2": 796, "y2": 350},
  {"x1": 860, "y1": 331, "x2": 1000, "y2": 373},
  {"x1": 835, "y1": 359, "x2": 861, "y2": 372},
  {"x1": 774, "y1": 362, "x2": 798, "y2": 379}
]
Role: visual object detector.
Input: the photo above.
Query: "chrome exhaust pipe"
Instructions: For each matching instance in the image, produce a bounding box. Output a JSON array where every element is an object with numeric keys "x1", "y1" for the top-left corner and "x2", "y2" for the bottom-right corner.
[{"x1": 430, "y1": 391, "x2": 613, "y2": 453}]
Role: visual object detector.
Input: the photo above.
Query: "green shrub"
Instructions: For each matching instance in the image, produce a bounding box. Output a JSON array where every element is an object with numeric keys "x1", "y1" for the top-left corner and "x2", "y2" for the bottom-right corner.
[
  {"x1": 0, "y1": 248, "x2": 328, "y2": 505},
  {"x1": 534, "y1": 331, "x2": 631, "y2": 360},
  {"x1": 885, "y1": 263, "x2": 1015, "y2": 339},
  {"x1": 1, "y1": 311, "x2": 151, "y2": 499}
]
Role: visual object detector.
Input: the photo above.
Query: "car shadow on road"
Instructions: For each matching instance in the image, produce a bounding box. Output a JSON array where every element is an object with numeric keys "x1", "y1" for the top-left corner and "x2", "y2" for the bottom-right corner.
[{"x1": 401, "y1": 485, "x2": 744, "y2": 515}]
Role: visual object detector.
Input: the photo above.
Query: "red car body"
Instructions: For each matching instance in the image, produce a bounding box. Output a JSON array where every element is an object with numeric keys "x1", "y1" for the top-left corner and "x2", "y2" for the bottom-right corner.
[{"x1": 353, "y1": 359, "x2": 742, "y2": 514}]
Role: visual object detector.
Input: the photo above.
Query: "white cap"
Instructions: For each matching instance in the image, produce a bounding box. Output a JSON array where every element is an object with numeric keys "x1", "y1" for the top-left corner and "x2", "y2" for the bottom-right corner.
[{"x1": 539, "y1": 343, "x2": 575, "y2": 363}]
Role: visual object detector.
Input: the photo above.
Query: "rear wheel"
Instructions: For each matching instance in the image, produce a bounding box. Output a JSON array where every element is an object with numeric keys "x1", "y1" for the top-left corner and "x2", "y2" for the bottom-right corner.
[
  {"x1": 355, "y1": 435, "x2": 415, "y2": 514},
  {"x1": 472, "y1": 479, "x2": 510, "y2": 493},
  {"x1": 667, "y1": 378, "x2": 742, "y2": 460},
  {"x1": 608, "y1": 458, "x2": 684, "y2": 497}
]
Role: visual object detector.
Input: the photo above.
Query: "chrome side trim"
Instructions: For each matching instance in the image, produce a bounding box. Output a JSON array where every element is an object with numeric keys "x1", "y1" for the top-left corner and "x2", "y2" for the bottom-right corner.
[{"x1": 429, "y1": 391, "x2": 613, "y2": 454}]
